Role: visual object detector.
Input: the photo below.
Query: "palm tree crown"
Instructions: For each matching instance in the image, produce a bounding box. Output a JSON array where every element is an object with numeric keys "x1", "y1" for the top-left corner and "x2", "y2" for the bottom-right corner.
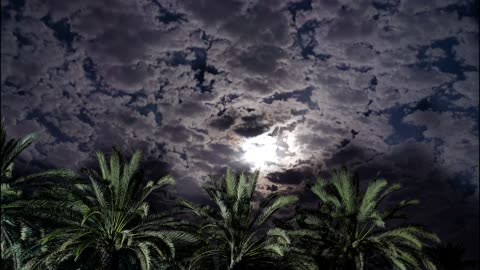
[
  {"x1": 293, "y1": 169, "x2": 440, "y2": 270},
  {"x1": 27, "y1": 148, "x2": 196, "y2": 270},
  {"x1": 181, "y1": 169, "x2": 310, "y2": 270},
  {"x1": 1, "y1": 123, "x2": 75, "y2": 269},
  {"x1": 0, "y1": 122, "x2": 37, "y2": 179}
]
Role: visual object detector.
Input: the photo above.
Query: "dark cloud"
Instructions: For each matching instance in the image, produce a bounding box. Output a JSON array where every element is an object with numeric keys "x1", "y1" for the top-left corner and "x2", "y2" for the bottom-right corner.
[
  {"x1": 41, "y1": 15, "x2": 79, "y2": 51},
  {"x1": 182, "y1": 0, "x2": 243, "y2": 25},
  {"x1": 219, "y1": 1, "x2": 290, "y2": 45},
  {"x1": 232, "y1": 114, "x2": 270, "y2": 138},
  {"x1": 233, "y1": 122, "x2": 269, "y2": 138},
  {"x1": 266, "y1": 167, "x2": 314, "y2": 185},
  {"x1": 327, "y1": 16, "x2": 375, "y2": 42},
  {"x1": 264, "y1": 87, "x2": 319, "y2": 110},
  {"x1": 103, "y1": 63, "x2": 155, "y2": 91},
  {"x1": 229, "y1": 45, "x2": 286, "y2": 76},
  {"x1": 209, "y1": 115, "x2": 235, "y2": 130}
]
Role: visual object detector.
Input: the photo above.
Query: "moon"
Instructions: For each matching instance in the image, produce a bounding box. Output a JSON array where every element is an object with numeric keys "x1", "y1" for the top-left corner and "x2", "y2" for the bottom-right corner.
[{"x1": 241, "y1": 133, "x2": 279, "y2": 170}]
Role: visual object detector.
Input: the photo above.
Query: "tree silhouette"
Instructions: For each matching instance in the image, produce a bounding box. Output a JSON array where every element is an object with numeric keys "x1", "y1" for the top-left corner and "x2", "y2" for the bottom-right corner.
[
  {"x1": 291, "y1": 169, "x2": 440, "y2": 269},
  {"x1": 181, "y1": 169, "x2": 314, "y2": 270},
  {"x1": 1, "y1": 123, "x2": 75, "y2": 269},
  {"x1": 24, "y1": 148, "x2": 196, "y2": 270}
]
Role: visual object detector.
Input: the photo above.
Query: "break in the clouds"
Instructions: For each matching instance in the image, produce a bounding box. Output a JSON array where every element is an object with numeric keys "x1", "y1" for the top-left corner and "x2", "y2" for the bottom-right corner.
[{"x1": 1, "y1": 0, "x2": 479, "y2": 259}]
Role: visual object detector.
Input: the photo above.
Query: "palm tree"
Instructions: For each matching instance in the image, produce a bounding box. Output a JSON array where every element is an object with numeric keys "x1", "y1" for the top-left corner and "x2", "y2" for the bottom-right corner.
[
  {"x1": 181, "y1": 169, "x2": 315, "y2": 270},
  {"x1": 292, "y1": 169, "x2": 440, "y2": 270},
  {"x1": 1, "y1": 122, "x2": 75, "y2": 269},
  {"x1": 25, "y1": 148, "x2": 196, "y2": 270}
]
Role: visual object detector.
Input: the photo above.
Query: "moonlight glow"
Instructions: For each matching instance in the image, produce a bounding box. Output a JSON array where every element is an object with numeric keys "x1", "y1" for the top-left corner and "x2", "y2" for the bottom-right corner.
[{"x1": 241, "y1": 133, "x2": 279, "y2": 169}]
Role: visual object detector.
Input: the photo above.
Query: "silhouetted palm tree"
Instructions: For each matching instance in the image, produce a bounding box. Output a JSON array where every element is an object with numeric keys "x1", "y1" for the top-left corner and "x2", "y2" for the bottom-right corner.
[
  {"x1": 292, "y1": 169, "x2": 440, "y2": 270},
  {"x1": 25, "y1": 148, "x2": 196, "y2": 270},
  {"x1": 181, "y1": 169, "x2": 314, "y2": 270},
  {"x1": 0, "y1": 123, "x2": 36, "y2": 179},
  {"x1": 1, "y1": 123, "x2": 75, "y2": 269}
]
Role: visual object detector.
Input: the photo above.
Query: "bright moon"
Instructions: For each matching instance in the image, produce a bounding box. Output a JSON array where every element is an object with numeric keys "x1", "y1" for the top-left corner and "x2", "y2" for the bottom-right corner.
[{"x1": 241, "y1": 133, "x2": 279, "y2": 169}]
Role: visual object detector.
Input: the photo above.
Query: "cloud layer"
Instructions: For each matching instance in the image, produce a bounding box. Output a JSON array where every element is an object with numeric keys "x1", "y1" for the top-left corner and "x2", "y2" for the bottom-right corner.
[{"x1": 1, "y1": 0, "x2": 478, "y2": 259}]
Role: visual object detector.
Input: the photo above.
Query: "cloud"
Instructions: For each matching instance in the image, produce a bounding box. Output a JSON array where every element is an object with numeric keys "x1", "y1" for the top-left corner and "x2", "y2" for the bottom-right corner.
[
  {"x1": 266, "y1": 166, "x2": 314, "y2": 185},
  {"x1": 403, "y1": 110, "x2": 479, "y2": 180}
]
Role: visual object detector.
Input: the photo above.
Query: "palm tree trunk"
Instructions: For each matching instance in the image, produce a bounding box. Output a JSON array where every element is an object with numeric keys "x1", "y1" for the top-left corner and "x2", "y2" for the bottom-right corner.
[
  {"x1": 229, "y1": 243, "x2": 236, "y2": 270},
  {"x1": 109, "y1": 252, "x2": 119, "y2": 270},
  {"x1": 99, "y1": 251, "x2": 119, "y2": 270},
  {"x1": 229, "y1": 251, "x2": 235, "y2": 270},
  {"x1": 344, "y1": 258, "x2": 356, "y2": 270}
]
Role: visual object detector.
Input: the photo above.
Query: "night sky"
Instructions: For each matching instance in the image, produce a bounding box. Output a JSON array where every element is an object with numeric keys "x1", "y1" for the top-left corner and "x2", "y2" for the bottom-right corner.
[{"x1": 1, "y1": 0, "x2": 479, "y2": 260}]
